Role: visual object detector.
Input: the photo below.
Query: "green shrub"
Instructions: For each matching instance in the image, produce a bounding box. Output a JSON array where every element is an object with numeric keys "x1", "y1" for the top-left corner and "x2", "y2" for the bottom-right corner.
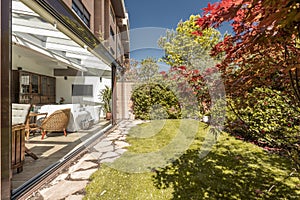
[
  {"x1": 227, "y1": 87, "x2": 300, "y2": 169},
  {"x1": 131, "y1": 83, "x2": 181, "y2": 120}
]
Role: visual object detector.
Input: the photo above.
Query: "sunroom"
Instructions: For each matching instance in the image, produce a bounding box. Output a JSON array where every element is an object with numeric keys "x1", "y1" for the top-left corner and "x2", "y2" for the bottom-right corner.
[{"x1": 5, "y1": 0, "x2": 126, "y2": 198}]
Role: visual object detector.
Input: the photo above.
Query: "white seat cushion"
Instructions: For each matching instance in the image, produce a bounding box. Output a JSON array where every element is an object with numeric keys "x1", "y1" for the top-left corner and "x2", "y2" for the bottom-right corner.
[{"x1": 12, "y1": 103, "x2": 31, "y2": 125}]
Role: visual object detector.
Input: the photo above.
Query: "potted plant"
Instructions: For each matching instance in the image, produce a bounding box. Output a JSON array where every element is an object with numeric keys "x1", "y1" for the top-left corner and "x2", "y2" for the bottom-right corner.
[
  {"x1": 202, "y1": 110, "x2": 211, "y2": 123},
  {"x1": 59, "y1": 97, "x2": 65, "y2": 104},
  {"x1": 99, "y1": 86, "x2": 112, "y2": 120}
]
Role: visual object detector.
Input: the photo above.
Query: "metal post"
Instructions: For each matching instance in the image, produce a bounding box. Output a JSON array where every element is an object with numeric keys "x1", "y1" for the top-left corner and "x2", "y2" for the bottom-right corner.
[{"x1": 111, "y1": 64, "x2": 117, "y2": 125}]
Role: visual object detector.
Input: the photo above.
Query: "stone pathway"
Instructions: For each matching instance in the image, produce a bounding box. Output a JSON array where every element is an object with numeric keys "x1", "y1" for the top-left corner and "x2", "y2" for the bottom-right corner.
[{"x1": 27, "y1": 120, "x2": 144, "y2": 200}]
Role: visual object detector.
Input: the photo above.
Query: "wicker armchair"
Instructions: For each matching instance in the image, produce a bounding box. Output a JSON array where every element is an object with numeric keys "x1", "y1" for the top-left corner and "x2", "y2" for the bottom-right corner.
[{"x1": 40, "y1": 108, "x2": 71, "y2": 139}]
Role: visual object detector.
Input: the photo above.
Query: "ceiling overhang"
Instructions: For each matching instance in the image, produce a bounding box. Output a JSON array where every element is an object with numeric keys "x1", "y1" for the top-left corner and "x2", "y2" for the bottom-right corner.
[
  {"x1": 13, "y1": 1, "x2": 114, "y2": 77},
  {"x1": 12, "y1": 34, "x2": 87, "y2": 72},
  {"x1": 20, "y1": 0, "x2": 122, "y2": 68}
]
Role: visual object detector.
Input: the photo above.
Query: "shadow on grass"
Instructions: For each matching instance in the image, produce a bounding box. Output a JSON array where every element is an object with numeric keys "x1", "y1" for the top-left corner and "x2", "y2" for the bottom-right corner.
[{"x1": 153, "y1": 137, "x2": 300, "y2": 199}]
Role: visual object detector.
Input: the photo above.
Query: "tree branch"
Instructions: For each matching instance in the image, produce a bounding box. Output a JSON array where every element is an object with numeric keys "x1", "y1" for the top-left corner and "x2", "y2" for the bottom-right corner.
[
  {"x1": 289, "y1": 70, "x2": 300, "y2": 102},
  {"x1": 267, "y1": 168, "x2": 298, "y2": 193}
]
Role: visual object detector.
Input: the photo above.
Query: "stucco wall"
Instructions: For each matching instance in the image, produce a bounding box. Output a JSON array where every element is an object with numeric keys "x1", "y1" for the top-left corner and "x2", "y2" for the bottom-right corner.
[
  {"x1": 56, "y1": 76, "x2": 111, "y2": 104},
  {"x1": 116, "y1": 81, "x2": 135, "y2": 120}
]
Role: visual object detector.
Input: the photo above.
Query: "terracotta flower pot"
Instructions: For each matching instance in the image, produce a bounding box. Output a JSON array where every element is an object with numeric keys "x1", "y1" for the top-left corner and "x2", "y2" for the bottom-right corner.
[{"x1": 106, "y1": 112, "x2": 112, "y2": 120}]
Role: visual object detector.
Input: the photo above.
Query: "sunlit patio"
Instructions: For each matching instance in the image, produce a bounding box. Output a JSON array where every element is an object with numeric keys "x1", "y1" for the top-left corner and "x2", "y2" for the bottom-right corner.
[{"x1": 12, "y1": 120, "x2": 110, "y2": 189}]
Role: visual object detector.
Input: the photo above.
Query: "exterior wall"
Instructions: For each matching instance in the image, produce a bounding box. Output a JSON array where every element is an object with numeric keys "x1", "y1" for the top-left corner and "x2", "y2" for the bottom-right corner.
[
  {"x1": 94, "y1": 0, "x2": 105, "y2": 40},
  {"x1": 62, "y1": 0, "x2": 95, "y2": 32},
  {"x1": 61, "y1": 0, "x2": 128, "y2": 65},
  {"x1": 116, "y1": 26, "x2": 124, "y2": 62},
  {"x1": 109, "y1": 1, "x2": 126, "y2": 64},
  {"x1": 62, "y1": 0, "x2": 72, "y2": 7},
  {"x1": 116, "y1": 82, "x2": 135, "y2": 120},
  {"x1": 82, "y1": 0, "x2": 95, "y2": 31},
  {"x1": 104, "y1": 0, "x2": 110, "y2": 45},
  {"x1": 108, "y1": 1, "x2": 116, "y2": 58}
]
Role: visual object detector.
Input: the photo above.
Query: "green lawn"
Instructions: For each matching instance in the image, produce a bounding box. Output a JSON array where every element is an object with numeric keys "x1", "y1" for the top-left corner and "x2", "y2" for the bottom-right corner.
[{"x1": 84, "y1": 120, "x2": 300, "y2": 200}]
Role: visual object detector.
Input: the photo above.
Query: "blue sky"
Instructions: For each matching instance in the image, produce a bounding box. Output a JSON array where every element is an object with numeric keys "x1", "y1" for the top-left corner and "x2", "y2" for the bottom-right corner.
[
  {"x1": 125, "y1": 0, "x2": 229, "y2": 63},
  {"x1": 126, "y1": 0, "x2": 218, "y2": 30}
]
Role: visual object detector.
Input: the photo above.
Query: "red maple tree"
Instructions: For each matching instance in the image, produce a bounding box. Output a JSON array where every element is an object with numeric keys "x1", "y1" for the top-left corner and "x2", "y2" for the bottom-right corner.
[
  {"x1": 195, "y1": 0, "x2": 300, "y2": 99},
  {"x1": 187, "y1": 0, "x2": 300, "y2": 174}
]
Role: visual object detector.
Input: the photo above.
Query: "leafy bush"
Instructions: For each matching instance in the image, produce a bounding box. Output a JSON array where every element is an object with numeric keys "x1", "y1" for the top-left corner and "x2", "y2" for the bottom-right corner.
[
  {"x1": 227, "y1": 87, "x2": 300, "y2": 169},
  {"x1": 131, "y1": 83, "x2": 181, "y2": 120}
]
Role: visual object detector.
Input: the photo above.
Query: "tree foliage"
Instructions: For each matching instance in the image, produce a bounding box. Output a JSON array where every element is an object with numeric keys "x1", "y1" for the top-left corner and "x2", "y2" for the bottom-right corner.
[
  {"x1": 195, "y1": 0, "x2": 300, "y2": 99},
  {"x1": 139, "y1": 57, "x2": 160, "y2": 83},
  {"x1": 228, "y1": 87, "x2": 300, "y2": 147},
  {"x1": 131, "y1": 83, "x2": 181, "y2": 120},
  {"x1": 196, "y1": 0, "x2": 300, "y2": 172},
  {"x1": 122, "y1": 57, "x2": 161, "y2": 83},
  {"x1": 158, "y1": 15, "x2": 221, "y2": 68},
  {"x1": 159, "y1": 15, "x2": 223, "y2": 116}
]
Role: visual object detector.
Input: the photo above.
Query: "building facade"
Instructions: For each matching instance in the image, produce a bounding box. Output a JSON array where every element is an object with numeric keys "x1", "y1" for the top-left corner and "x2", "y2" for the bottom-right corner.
[{"x1": 1, "y1": 0, "x2": 129, "y2": 198}]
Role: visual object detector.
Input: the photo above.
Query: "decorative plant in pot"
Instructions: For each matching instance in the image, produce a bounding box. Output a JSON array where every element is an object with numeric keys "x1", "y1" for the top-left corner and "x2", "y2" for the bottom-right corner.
[
  {"x1": 202, "y1": 110, "x2": 211, "y2": 123},
  {"x1": 100, "y1": 86, "x2": 112, "y2": 120}
]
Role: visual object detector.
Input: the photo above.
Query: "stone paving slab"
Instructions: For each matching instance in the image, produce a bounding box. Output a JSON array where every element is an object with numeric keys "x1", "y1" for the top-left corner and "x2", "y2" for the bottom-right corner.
[
  {"x1": 93, "y1": 141, "x2": 112, "y2": 149},
  {"x1": 88, "y1": 151, "x2": 103, "y2": 160},
  {"x1": 27, "y1": 120, "x2": 145, "y2": 200},
  {"x1": 99, "y1": 151, "x2": 119, "y2": 160},
  {"x1": 69, "y1": 161, "x2": 98, "y2": 173},
  {"x1": 51, "y1": 173, "x2": 69, "y2": 185},
  {"x1": 95, "y1": 145, "x2": 114, "y2": 153},
  {"x1": 65, "y1": 195, "x2": 85, "y2": 200},
  {"x1": 78, "y1": 152, "x2": 101, "y2": 161},
  {"x1": 70, "y1": 168, "x2": 98, "y2": 180},
  {"x1": 39, "y1": 180, "x2": 88, "y2": 200},
  {"x1": 100, "y1": 157, "x2": 119, "y2": 163},
  {"x1": 115, "y1": 141, "x2": 130, "y2": 148},
  {"x1": 115, "y1": 148, "x2": 127, "y2": 154}
]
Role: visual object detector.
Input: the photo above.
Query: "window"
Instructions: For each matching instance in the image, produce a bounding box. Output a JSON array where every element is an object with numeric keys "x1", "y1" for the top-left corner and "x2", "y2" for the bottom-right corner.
[
  {"x1": 72, "y1": 84, "x2": 93, "y2": 96},
  {"x1": 110, "y1": 6, "x2": 115, "y2": 24},
  {"x1": 110, "y1": 26, "x2": 115, "y2": 40},
  {"x1": 72, "y1": 0, "x2": 90, "y2": 27}
]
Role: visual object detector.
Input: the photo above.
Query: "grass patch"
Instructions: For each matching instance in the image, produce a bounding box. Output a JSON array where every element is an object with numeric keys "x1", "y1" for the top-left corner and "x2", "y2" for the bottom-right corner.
[
  {"x1": 84, "y1": 120, "x2": 300, "y2": 200},
  {"x1": 126, "y1": 119, "x2": 201, "y2": 153},
  {"x1": 84, "y1": 166, "x2": 172, "y2": 200}
]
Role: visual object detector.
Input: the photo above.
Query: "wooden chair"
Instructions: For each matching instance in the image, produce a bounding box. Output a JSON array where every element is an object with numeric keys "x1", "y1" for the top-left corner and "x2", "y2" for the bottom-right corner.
[
  {"x1": 26, "y1": 112, "x2": 48, "y2": 139},
  {"x1": 40, "y1": 108, "x2": 71, "y2": 139},
  {"x1": 11, "y1": 103, "x2": 31, "y2": 173}
]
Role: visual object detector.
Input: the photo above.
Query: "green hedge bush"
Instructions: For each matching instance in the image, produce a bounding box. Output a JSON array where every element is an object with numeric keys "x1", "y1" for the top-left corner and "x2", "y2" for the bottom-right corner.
[
  {"x1": 227, "y1": 87, "x2": 300, "y2": 169},
  {"x1": 131, "y1": 83, "x2": 181, "y2": 120}
]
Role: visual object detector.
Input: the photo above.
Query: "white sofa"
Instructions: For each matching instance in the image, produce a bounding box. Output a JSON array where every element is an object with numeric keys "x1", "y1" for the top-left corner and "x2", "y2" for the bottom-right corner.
[{"x1": 38, "y1": 104, "x2": 102, "y2": 132}]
